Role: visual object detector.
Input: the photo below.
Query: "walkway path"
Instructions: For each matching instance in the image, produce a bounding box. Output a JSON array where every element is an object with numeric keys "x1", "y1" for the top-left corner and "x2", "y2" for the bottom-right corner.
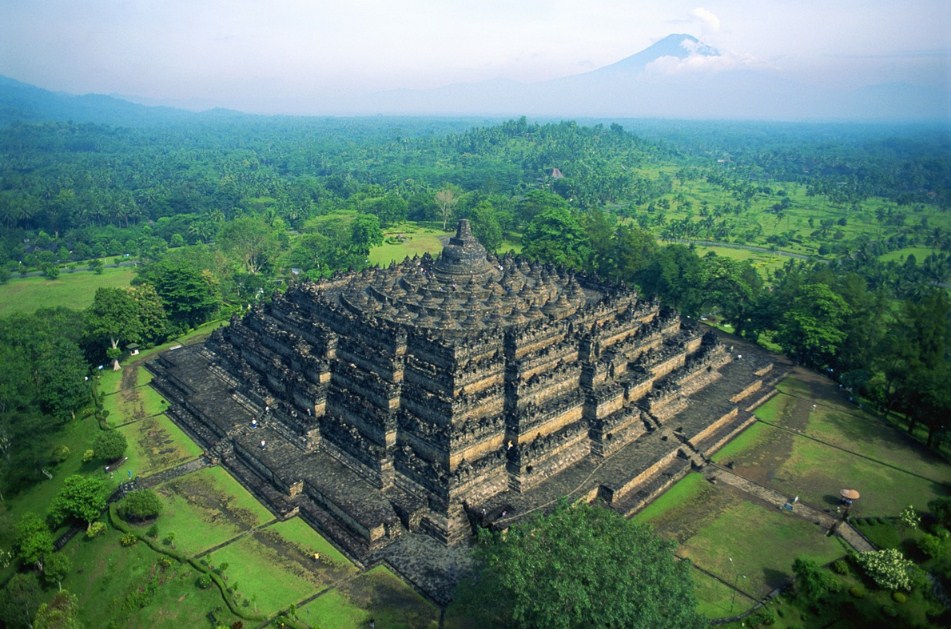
[
  {"x1": 138, "y1": 456, "x2": 210, "y2": 489},
  {"x1": 710, "y1": 465, "x2": 874, "y2": 552}
]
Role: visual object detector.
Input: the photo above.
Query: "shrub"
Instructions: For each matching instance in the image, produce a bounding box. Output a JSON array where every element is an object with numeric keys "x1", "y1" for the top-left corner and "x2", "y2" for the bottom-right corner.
[
  {"x1": 899, "y1": 506, "x2": 920, "y2": 530},
  {"x1": 86, "y1": 521, "x2": 107, "y2": 539},
  {"x1": 50, "y1": 445, "x2": 71, "y2": 464},
  {"x1": 116, "y1": 489, "x2": 163, "y2": 522},
  {"x1": 197, "y1": 574, "x2": 212, "y2": 589},
  {"x1": 832, "y1": 559, "x2": 849, "y2": 575},
  {"x1": 82, "y1": 449, "x2": 95, "y2": 463},
  {"x1": 918, "y1": 533, "x2": 946, "y2": 560},
  {"x1": 928, "y1": 497, "x2": 951, "y2": 529},
  {"x1": 749, "y1": 609, "x2": 776, "y2": 626},
  {"x1": 162, "y1": 533, "x2": 175, "y2": 546},
  {"x1": 892, "y1": 591, "x2": 907, "y2": 604},
  {"x1": 119, "y1": 533, "x2": 138, "y2": 547},
  {"x1": 855, "y1": 548, "x2": 914, "y2": 591},
  {"x1": 850, "y1": 586, "x2": 866, "y2": 598},
  {"x1": 881, "y1": 604, "x2": 898, "y2": 618},
  {"x1": 146, "y1": 524, "x2": 159, "y2": 538},
  {"x1": 93, "y1": 430, "x2": 128, "y2": 463}
]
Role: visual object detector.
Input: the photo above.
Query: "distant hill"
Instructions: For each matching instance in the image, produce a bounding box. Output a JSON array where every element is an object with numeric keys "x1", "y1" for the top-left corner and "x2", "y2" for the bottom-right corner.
[{"x1": 0, "y1": 75, "x2": 245, "y2": 126}]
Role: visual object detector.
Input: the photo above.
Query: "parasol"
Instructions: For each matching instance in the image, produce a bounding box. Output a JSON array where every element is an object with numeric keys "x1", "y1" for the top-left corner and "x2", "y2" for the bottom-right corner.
[{"x1": 840, "y1": 488, "x2": 860, "y2": 500}]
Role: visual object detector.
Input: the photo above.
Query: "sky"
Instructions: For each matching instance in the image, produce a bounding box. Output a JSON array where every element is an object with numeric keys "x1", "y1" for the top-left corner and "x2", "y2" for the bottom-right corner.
[{"x1": 0, "y1": 0, "x2": 948, "y2": 114}]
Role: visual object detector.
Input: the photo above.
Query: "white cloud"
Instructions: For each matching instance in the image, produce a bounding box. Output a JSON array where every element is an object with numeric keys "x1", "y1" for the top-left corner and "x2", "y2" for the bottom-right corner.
[
  {"x1": 691, "y1": 7, "x2": 721, "y2": 32},
  {"x1": 645, "y1": 47, "x2": 764, "y2": 76}
]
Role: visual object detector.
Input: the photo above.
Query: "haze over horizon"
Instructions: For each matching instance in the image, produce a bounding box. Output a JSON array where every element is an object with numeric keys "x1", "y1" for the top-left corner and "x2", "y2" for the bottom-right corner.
[{"x1": 1, "y1": 0, "x2": 949, "y2": 119}]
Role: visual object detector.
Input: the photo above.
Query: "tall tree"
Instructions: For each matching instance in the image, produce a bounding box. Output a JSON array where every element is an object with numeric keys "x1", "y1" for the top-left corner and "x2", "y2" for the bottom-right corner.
[
  {"x1": 216, "y1": 215, "x2": 281, "y2": 275},
  {"x1": 85, "y1": 288, "x2": 143, "y2": 370},
  {"x1": 435, "y1": 186, "x2": 461, "y2": 231},
  {"x1": 775, "y1": 283, "x2": 851, "y2": 368},
  {"x1": 460, "y1": 502, "x2": 703, "y2": 629},
  {"x1": 47, "y1": 475, "x2": 107, "y2": 531},
  {"x1": 33, "y1": 590, "x2": 81, "y2": 629},
  {"x1": 522, "y1": 207, "x2": 591, "y2": 272}
]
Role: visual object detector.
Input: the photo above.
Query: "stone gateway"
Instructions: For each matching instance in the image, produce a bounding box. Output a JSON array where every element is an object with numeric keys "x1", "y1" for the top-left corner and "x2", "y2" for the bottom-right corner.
[{"x1": 149, "y1": 220, "x2": 783, "y2": 601}]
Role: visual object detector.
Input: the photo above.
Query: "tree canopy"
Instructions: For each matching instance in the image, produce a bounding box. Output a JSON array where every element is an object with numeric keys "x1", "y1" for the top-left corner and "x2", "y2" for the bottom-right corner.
[{"x1": 460, "y1": 502, "x2": 703, "y2": 629}]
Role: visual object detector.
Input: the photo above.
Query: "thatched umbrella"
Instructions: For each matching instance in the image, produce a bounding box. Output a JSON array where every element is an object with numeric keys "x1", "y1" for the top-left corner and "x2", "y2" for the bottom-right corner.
[{"x1": 840, "y1": 488, "x2": 860, "y2": 500}]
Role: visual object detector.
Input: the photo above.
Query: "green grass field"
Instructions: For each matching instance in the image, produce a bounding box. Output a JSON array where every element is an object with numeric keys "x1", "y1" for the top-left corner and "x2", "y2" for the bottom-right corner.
[
  {"x1": 692, "y1": 245, "x2": 791, "y2": 278},
  {"x1": 369, "y1": 225, "x2": 451, "y2": 266},
  {"x1": 153, "y1": 467, "x2": 275, "y2": 558},
  {"x1": 60, "y1": 527, "x2": 243, "y2": 629},
  {"x1": 0, "y1": 265, "x2": 136, "y2": 316}
]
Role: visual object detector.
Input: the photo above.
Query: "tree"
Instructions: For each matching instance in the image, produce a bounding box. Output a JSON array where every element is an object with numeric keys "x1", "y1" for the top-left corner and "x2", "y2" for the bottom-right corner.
[
  {"x1": 14, "y1": 513, "x2": 53, "y2": 571},
  {"x1": 0, "y1": 572, "x2": 42, "y2": 629},
  {"x1": 85, "y1": 287, "x2": 141, "y2": 370},
  {"x1": 435, "y1": 186, "x2": 461, "y2": 230},
  {"x1": 48, "y1": 474, "x2": 107, "y2": 530},
  {"x1": 33, "y1": 590, "x2": 81, "y2": 629},
  {"x1": 40, "y1": 553, "x2": 71, "y2": 591},
  {"x1": 116, "y1": 489, "x2": 163, "y2": 522},
  {"x1": 855, "y1": 548, "x2": 915, "y2": 591},
  {"x1": 774, "y1": 283, "x2": 851, "y2": 368},
  {"x1": 350, "y1": 213, "x2": 383, "y2": 250},
  {"x1": 792, "y1": 557, "x2": 837, "y2": 603},
  {"x1": 137, "y1": 256, "x2": 220, "y2": 329},
  {"x1": 92, "y1": 429, "x2": 127, "y2": 463},
  {"x1": 468, "y1": 202, "x2": 503, "y2": 252},
  {"x1": 522, "y1": 207, "x2": 591, "y2": 272},
  {"x1": 461, "y1": 502, "x2": 703, "y2": 629},
  {"x1": 216, "y1": 216, "x2": 281, "y2": 275}
]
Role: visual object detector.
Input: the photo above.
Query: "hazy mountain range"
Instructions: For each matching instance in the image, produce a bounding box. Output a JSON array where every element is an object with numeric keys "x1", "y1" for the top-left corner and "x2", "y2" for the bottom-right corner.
[{"x1": 1, "y1": 34, "x2": 947, "y2": 123}]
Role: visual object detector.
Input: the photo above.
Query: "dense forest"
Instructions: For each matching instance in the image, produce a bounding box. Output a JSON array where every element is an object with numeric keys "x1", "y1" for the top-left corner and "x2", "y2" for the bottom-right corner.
[{"x1": 1, "y1": 113, "x2": 949, "y2": 495}]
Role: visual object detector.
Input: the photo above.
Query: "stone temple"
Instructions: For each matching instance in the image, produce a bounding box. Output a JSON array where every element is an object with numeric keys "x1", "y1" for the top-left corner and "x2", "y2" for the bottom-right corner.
[{"x1": 149, "y1": 219, "x2": 784, "y2": 600}]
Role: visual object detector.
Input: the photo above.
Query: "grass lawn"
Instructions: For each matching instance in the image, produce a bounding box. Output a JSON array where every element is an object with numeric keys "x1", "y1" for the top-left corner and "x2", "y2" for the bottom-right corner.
[
  {"x1": 692, "y1": 245, "x2": 790, "y2": 278},
  {"x1": 690, "y1": 567, "x2": 754, "y2": 619},
  {"x1": 0, "y1": 265, "x2": 136, "y2": 317},
  {"x1": 61, "y1": 527, "x2": 242, "y2": 629},
  {"x1": 119, "y1": 413, "x2": 203, "y2": 477},
  {"x1": 153, "y1": 467, "x2": 274, "y2": 557},
  {"x1": 203, "y1": 533, "x2": 320, "y2": 617},
  {"x1": 636, "y1": 472, "x2": 845, "y2": 609},
  {"x1": 298, "y1": 565, "x2": 440, "y2": 629},
  {"x1": 728, "y1": 373, "x2": 951, "y2": 518},
  {"x1": 266, "y1": 517, "x2": 357, "y2": 573},
  {"x1": 369, "y1": 226, "x2": 450, "y2": 266},
  {"x1": 676, "y1": 496, "x2": 846, "y2": 598}
]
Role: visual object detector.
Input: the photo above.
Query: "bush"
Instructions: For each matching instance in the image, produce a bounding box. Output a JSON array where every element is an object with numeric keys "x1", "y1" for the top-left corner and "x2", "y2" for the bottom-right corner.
[
  {"x1": 116, "y1": 489, "x2": 163, "y2": 522},
  {"x1": 918, "y1": 533, "x2": 947, "y2": 560},
  {"x1": 892, "y1": 591, "x2": 907, "y2": 604},
  {"x1": 855, "y1": 548, "x2": 914, "y2": 591},
  {"x1": 119, "y1": 534, "x2": 138, "y2": 547},
  {"x1": 82, "y1": 449, "x2": 95, "y2": 463},
  {"x1": 146, "y1": 524, "x2": 159, "y2": 538},
  {"x1": 928, "y1": 497, "x2": 951, "y2": 529},
  {"x1": 832, "y1": 559, "x2": 849, "y2": 575},
  {"x1": 749, "y1": 609, "x2": 776, "y2": 626},
  {"x1": 881, "y1": 604, "x2": 898, "y2": 618},
  {"x1": 196, "y1": 574, "x2": 212, "y2": 589},
  {"x1": 86, "y1": 521, "x2": 107, "y2": 539},
  {"x1": 50, "y1": 445, "x2": 71, "y2": 464},
  {"x1": 93, "y1": 430, "x2": 128, "y2": 463},
  {"x1": 850, "y1": 586, "x2": 866, "y2": 598}
]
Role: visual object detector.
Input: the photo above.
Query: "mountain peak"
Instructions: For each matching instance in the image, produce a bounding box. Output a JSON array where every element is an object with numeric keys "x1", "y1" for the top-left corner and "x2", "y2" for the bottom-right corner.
[{"x1": 599, "y1": 33, "x2": 719, "y2": 74}]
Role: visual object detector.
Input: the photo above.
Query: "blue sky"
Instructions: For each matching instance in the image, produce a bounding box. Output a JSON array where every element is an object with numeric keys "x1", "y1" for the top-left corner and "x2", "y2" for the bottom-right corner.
[{"x1": 1, "y1": 0, "x2": 948, "y2": 114}]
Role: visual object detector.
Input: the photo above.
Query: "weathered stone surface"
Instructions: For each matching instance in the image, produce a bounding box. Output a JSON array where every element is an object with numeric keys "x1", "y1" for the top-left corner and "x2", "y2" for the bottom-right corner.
[{"x1": 148, "y1": 220, "x2": 786, "y2": 602}]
